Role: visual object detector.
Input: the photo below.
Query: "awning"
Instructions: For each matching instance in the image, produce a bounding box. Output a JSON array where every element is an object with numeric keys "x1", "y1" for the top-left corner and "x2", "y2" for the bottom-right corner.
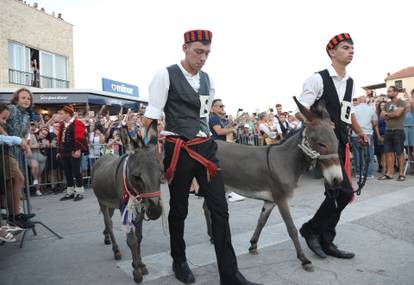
[
  {"x1": 361, "y1": 83, "x2": 386, "y2": 90},
  {"x1": 0, "y1": 88, "x2": 146, "y2": 107}
]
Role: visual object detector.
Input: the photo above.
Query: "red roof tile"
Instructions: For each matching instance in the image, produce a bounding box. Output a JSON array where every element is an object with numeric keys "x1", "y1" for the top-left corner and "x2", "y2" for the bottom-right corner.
[{"x1": 386, "y1": 66, "x2": 414, "y2": 80}]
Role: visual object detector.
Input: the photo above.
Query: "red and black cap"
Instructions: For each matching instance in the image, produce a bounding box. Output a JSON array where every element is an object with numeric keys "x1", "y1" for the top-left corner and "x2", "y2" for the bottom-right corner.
[
  {"x1": 326, "y1": 33, "x2": 353, "y2": 51},
  {"x1": 184, "y1": 30, "x2": 212, "y2": 44}
]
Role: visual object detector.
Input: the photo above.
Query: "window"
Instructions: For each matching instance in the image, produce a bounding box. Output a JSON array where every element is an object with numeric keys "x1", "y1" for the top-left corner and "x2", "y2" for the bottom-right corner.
[
  {"x1": 40, "y1": 51, "x2": 68, "y2": 87},
  {"x1": 8, "y1": 41, "x2": 30, "y2": 72},
  {"x1": 395, "y1": 80, "x2": 403, "y2": 90},
  {"x1": 8, "y1": 42, "x2": 31, "y2": 85},
  {"x1": 8, "y1": 41, "x2": 68, "y2": 88}
]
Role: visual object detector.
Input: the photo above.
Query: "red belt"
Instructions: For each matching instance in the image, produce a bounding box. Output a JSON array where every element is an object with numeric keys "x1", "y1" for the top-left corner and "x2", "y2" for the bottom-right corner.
[{"x1": 164, "y1": 136, "x2": 219, "y2": 184}]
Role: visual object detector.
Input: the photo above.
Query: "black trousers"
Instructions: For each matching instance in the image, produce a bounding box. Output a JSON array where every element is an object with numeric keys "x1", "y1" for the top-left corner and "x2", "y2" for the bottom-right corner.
[
  {"x1": 303, "y1": 142, "x2": 353, "y2": 244},
  {"x1": 61, "y1": 156, "x2": 82, "y2": 188},
  {"x1": 164, "y1": 138, "x2": 238, "y2": 280}
]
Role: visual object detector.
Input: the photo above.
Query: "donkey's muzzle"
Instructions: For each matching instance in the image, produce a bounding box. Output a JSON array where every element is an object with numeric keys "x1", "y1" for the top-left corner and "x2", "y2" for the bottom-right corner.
[{"x1": 146, "y1": 199, "x2": 162, "y2": 220}]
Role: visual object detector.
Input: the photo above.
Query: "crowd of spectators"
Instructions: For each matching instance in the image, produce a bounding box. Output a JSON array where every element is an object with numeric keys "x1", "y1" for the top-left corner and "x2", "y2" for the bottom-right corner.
[{"x1": 1, "y1": 86, "x2": 414, "y2": 242}]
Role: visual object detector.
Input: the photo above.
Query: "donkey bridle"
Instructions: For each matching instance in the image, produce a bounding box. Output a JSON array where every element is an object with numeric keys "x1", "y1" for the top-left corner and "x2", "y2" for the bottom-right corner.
[
  {"x1": 121, "y1": 155, "x2": 161, "y2": 201},
  {"x1": 298, "y1": 128, "x2": 339, "y2": 161},
  {"x1": 299, "y1": 127, "x2": 369, "y2": 195}
]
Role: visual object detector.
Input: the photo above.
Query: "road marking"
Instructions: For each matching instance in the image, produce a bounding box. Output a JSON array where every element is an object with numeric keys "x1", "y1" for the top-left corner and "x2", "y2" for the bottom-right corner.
[{"x1": 117, "y1": 187, "x2": 414, "y2": 281}]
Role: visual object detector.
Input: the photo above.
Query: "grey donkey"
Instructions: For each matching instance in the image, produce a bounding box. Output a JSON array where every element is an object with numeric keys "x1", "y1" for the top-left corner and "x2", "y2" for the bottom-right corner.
[
  {"x1": 203, "y1": 97, "x2": 343, "y2": 272},
  {"x1": 92, "y1": 121, "x2": 163, "y2": 283}
]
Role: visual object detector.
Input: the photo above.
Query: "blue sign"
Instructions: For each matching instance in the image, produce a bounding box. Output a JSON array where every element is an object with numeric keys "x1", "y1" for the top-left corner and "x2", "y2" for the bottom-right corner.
[{"x1": 102, "y1": 78, "x2": 139, "y2": 97}]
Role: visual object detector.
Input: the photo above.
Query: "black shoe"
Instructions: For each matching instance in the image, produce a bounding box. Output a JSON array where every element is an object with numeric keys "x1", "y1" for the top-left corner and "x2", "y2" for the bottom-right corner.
[
  {"x1": 15, "y1": 213, "x2": 36, "y2": 220},
  {"x1": 299, "y1": 226, "x2": 327, "y2": 258},
  {"x1": 60, "y1": 194, "x2": 74, "y2": 201},
  {"x1": 221, "y1": 271, "x2": 263, "y2": 285},
  {"x1": 172, "y1": 261, "x2": 195, "y2": 284},
  {"x1": 322, "y1": 243, "x2": 355, "y2": 259},
  {"x1": 73, "y1": 194, "x2": 83, "y2": 202},
  {"x1": 12, "y1": 217, "x2": 34, "y2": 229}
]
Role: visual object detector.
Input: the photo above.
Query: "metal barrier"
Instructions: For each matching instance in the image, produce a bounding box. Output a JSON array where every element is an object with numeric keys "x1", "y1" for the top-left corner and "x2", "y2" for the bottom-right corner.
[
  {"x1": 0, "y1": 143, "x2": 62, "y2": 247},
  {"x1": 24, "y1": 142, "x2": 125, "y2": 193},
  {"x1": 236, "y1": 134, "x2": 264, "y2": 146}
]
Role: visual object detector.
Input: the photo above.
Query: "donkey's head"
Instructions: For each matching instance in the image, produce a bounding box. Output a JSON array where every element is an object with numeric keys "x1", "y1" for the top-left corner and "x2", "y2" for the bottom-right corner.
[
  {"x1": 294, "y1": 97, "x2": 343, "y2": 186},
  {"x1": 120, "y1": 121, "x2": 163, "y2": 220}
]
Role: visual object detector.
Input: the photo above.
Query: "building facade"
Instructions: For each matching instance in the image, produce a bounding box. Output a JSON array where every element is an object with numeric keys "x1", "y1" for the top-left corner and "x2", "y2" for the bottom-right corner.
[
  {"x1": 0, "y1": 0, "x2": 74, "y2": 89},
  {"x1": 385, "y1": 67, "x2": 414, "y2": 94}
]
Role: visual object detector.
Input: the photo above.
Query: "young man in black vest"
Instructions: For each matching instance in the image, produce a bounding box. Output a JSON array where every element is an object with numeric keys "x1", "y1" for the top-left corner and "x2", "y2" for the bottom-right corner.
[
  {"x1": 296, "y1": 33, "x2": 369, "y2": 259},
  {"x1": 143, "y1": 30, "x2": 260, "y2": 285}
]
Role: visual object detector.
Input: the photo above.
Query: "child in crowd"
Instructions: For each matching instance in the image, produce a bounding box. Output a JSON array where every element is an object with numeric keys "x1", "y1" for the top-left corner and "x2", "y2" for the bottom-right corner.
[{"x1": 0, "y1": 103, "x2": 33, "y2": 230}]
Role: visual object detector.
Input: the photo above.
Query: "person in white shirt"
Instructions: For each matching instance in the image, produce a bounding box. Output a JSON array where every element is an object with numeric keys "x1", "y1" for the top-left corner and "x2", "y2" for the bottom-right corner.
[
  {"x1": 258, "y1": 112, "x2": 279, "y2": 144},
  {"x1": 143, "y1": 29, "x2": 260, "y2": 285},
  {"x1": 296, "y1": 33, "x2": 368, "y2": 260},
  {"x1": 351, "y1": 95, "x2": 377, "y2": 179}
]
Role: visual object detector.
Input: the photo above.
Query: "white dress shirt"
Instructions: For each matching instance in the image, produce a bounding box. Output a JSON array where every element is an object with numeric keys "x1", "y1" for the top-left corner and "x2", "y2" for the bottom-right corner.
[
  {"x1": 296, "y1": 65, "x2": 355, "y2": 114},
  {"x1": 144, "y1": 62, "x2": 215, "y2": 137}
]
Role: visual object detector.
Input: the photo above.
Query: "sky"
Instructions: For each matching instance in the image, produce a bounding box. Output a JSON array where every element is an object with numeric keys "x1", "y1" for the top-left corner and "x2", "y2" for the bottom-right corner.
[{"x1": 31, "y1": 0, "x2": 414, "y2": 114}]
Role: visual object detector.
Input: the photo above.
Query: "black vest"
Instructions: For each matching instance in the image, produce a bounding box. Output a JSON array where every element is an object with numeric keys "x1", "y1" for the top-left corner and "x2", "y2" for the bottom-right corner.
[
  {"x1": 316, "y1": 69, "x2": 353, "y2": 145},
  {"x1": 164, "y1": 64, "x2": 211, "y2": 139}
]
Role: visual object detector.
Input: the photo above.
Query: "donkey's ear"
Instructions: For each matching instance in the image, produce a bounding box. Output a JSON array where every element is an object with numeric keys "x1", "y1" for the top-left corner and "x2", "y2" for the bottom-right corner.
[
  {"x1": 293, "y1": 96, "x2": 316, "y2": 122},
  {"x1": 145, "y1": 119, "x2": 158, "y2": 145},
  {"x1": 312, "y1": 100, "x2": 330, "y2": 120},
  {"x1": 119, "y1": 126, "x2": 143, "y2": 151}
]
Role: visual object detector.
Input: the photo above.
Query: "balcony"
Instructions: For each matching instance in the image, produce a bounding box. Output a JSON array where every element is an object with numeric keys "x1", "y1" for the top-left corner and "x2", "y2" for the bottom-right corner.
[{"x1": 8, "y1": 69, "x2": 69, "y2": 88}]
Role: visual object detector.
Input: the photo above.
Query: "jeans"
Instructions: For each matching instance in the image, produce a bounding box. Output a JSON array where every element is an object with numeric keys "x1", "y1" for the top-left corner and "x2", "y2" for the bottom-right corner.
[{"x1": 351, "y1": 134, "x2": 374, "y2": 177}]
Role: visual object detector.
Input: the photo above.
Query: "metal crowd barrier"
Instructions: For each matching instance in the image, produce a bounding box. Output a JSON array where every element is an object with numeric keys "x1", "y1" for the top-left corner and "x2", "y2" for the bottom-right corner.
[
  {"x1": 24, "y1": 142, "x2": 125, "y2": 192},
  {"x1": 236, "y1": 134, "x2": 264, "y2": 146}
]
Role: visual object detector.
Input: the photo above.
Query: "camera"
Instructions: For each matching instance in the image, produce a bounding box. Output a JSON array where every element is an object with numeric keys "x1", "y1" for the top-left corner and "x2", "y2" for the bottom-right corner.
[
  {"x1": 269, "y1": 108, "x2": 274, "y2": 112},
  {"x1": 237, "y1": 108, "x2": 243, "y2": 112},
  {"x1": 252, "y1": 112, "x2": 257, "y2": 116}
]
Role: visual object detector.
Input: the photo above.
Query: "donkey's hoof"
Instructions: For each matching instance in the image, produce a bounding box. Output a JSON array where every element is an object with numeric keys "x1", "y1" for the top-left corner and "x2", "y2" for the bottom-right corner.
[
  {"x1": 133, "y1": 269, "x2": 143, "y2": 283},
  {"x1": 104, "y1": 237, "x2": 111, "y2": 245},
  {"x1": 249, "y1": 248, "x2": 259, "y2": 255},
  {"x1": 139, "y1": 264, "x2": 149, "y2": 275},
  {"x1": 302, "y1": 262, "x2": 314, "y2": 272},
  {"x1": 114, "y1": 251, "x2": 122, "y2": 260}
]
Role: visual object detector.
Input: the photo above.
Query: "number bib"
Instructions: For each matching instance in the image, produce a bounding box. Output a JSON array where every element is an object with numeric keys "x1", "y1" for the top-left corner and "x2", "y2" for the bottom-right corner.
[
  {"x1": 340, "y1": 101, "x2": 352, "y2": 124},
  {"x1": 199, "y1": 95, "x2": 209, "y2": 118}
]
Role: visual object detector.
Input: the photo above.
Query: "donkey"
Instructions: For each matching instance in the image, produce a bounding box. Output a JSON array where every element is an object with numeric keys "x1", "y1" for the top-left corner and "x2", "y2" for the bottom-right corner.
[
  {"x1": 203, "y1": 98, "x2": 343, "y2": 272},
  {"x1": 92, "y1": 121, "x2": 163, "y2": 283}
]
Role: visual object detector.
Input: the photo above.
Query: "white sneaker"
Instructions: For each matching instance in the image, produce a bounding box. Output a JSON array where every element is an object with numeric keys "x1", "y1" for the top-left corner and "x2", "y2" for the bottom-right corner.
[
  {"x1": 227, "y1": 192, "x2": 245, "y2": 202},
  {"x1": 35, "y1": 190, "x2": 42, "y2": 196}
]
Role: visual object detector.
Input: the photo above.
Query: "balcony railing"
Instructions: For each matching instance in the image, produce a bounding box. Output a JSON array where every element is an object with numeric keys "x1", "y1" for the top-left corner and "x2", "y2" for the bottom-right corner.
[{"x1": 8, "y1": 69, "x2": 69, "y2": 88}]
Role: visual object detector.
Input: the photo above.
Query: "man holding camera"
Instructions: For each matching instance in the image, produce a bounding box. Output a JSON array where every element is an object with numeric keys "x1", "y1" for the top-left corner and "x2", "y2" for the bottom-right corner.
[
  {"x1": 209, "y1": 99, "x2": 245, "y2": 202},
  {"x1": 209, "y1": 99, "x2": 235, "y2": 141}
]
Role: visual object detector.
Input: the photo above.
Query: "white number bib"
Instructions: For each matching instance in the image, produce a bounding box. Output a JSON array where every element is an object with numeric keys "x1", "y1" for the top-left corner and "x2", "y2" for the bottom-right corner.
[
  {"x1": 199, "y1": 95, "x2": 209, "y2": 118},
  {"x1": 340, "y1": 101, "x2": 352, "y2": 124}
]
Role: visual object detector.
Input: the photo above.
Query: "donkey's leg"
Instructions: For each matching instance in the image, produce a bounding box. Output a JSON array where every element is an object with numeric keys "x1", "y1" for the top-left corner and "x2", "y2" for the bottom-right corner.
[
  {"x1": 133, "y1": 211, "x2": 148, "y2": 276},
  {"x1": 276, "y1": 198, "x2": 313, "y2": 272},
  {"x1": 99, "y1": 202, "x2": 111, "y2": 245},
  {"x1": 107, "y1": 207, "x2": 122, "y2": 260},
  {"x1": 249, "y1": 201, "x2": 275, "y2": 255},
  {"x1": 202, "y1": 199, "x2": 213, "y2": 243},
  {"x1": 100, "y1": 203, "x2": 122, "y2": 260},
  {"x1": 127, "y1": 218, "x2": 143, "y2": 283}
]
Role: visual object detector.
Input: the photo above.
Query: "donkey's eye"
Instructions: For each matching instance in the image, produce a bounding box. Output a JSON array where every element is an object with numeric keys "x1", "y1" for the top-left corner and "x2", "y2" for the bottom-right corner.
[{"x1": 318, "y1": 142, "x2": 327, "y2": 148}]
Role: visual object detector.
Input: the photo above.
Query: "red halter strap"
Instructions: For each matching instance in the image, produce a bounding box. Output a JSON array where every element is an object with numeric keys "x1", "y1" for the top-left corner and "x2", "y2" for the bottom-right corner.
[{"x1": 122, "y1": 156, "x2": 161, "y2": 203}]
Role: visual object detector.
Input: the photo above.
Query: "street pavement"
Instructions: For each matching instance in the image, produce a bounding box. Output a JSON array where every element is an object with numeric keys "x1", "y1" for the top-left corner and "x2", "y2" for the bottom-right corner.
[{"x1": 1, "y1": 172, "x2": 414, "y2": 285}]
